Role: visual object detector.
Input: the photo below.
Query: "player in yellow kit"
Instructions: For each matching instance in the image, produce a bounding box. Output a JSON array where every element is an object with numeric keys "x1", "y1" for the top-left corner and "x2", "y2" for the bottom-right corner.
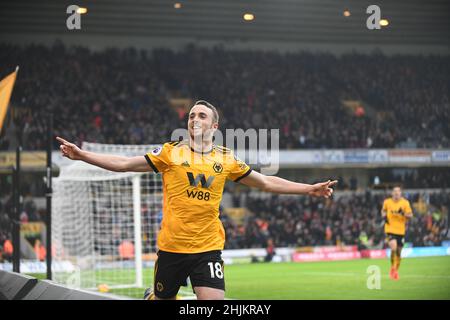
[
  {"x1": 381, "y1": 186, "x2": 413, "y2": 280},
  {"x1": 56, "y1": 100, "x2": 337, "y2": 300}
]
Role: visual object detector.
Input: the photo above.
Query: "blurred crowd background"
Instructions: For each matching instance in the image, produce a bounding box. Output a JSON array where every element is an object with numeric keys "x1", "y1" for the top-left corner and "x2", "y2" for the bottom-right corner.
[
  {"x1": 222, "y1": 190, "x2": 449, "y2": 250},
  {"x1": 0, "y1": 43, "x2": 449, "y2": 260},
  {"x1": 0, "y1": 43, "x2": 449, "y2": 151}
]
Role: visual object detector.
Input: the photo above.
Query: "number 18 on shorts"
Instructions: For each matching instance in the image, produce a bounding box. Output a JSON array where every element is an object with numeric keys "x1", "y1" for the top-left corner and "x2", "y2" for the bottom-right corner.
[{"x1": 153, "y1": 250, "x2": 225, "y2": 299}]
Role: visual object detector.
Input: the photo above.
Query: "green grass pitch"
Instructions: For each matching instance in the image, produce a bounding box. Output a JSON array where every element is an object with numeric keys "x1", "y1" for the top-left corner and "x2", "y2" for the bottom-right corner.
[{"x1": 30, "y1": 256, "x2": 450, "y2": 299}]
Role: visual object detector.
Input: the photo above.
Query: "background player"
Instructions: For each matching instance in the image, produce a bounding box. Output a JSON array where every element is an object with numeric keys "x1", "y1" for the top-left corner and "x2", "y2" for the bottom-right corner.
[
  {"x1": 381, "y1": 186, "x2": 413, "y2": 280},
  {"x1": 56, "y1": 100, "x2": 337, "y2": 300}
]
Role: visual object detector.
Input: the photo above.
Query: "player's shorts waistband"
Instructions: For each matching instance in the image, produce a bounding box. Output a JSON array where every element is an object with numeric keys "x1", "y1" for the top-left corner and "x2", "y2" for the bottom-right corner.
[
  {"x1": 157, "y1": 248, "x2": 223, "y2": 256},
  {"x1": 386, "y1": 232, "x2": 405, "y2": 237}
]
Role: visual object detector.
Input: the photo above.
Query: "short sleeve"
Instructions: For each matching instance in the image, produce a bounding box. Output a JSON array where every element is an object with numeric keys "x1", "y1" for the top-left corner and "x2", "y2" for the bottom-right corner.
[
  {"x1": 382, "y1": 200, "x2": 388, "y2": 211},
  {"x1": 227, "y1": 153, "x2": 252, "y2": 182},
  {"x1": 404, "y1": 200, "x2": 413, "y2": 216},
  {"x1": 144, "y1": 143, "x2": 172, "y2": 173}
]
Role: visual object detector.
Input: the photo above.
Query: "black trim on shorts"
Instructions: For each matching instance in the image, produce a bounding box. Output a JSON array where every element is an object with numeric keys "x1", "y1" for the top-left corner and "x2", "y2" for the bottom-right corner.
[
  {"x1": 144, "y1": 154, "x2": 159, "y2": 173},
  {"x1": 234, "y1": 168, "x2": 252, "y2": 183}
]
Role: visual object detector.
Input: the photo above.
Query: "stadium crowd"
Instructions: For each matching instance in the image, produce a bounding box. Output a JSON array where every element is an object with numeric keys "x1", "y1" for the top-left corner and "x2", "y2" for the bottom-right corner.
[
  {"x1": 222, "y1": 190, "x2": 450, "y2": 249},
  {"x1": 0, "y1": 199, "x2": 13, "y2": 261},
  {"x1": 0, "y1": 43, "x2": 449, "y2": 150},
  {"x1": 1, "y1": 189, "x2": 449, "y2": 260},
  {"x1": 1, "y1": 43, "x2": 449, "y2": 260},
  {"x1": 370, "y1": 168, "x2": 450, "y2": 189},
  {"x1": 0, "y1": 196, "x2": 46, "y2": 262}
]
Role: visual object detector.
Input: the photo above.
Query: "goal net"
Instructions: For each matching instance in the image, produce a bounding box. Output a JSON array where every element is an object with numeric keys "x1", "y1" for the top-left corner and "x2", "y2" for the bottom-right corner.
[{"x1": 52, "y1": 142, "x2": 163, "y2": 298}]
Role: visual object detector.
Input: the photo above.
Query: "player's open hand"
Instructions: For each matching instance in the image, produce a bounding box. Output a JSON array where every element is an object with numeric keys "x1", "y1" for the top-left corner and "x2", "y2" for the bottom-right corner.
[
  {"x1": 56, "y1": 136, "x2": 82, "y2": 160},
  {"x1": 308, "y1": 180, "x2": 338, "y2": 198}
]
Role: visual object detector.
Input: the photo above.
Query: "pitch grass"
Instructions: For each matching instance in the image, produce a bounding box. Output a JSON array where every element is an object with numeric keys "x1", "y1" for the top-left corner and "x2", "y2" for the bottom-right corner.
[{"x1": 30, "y1": 256, "x2": 450, "y2": 299}]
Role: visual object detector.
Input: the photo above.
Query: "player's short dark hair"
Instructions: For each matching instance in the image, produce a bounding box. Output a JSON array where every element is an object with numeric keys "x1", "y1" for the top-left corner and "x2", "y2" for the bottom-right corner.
[{"x1": 194, "y1": 100, "x2": 219, "y2": 123}]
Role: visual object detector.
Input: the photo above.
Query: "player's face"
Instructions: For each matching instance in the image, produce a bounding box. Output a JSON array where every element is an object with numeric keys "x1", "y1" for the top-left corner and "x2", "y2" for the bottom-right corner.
[
  {"x1": 188, "y1": 105, "x2": 218, "y2": 141},
  {"x1": 392, "y1": 187, "x2": 402, "y2": 200}
]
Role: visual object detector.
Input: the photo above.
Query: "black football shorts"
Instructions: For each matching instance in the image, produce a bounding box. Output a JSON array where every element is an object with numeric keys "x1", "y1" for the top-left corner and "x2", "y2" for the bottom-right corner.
[
  {"x1": 386, "y1": 233, "x2": 405, "y2": 246},
  {"x1": 153, "y1": 249, "x2": 225, "y2": 299}
]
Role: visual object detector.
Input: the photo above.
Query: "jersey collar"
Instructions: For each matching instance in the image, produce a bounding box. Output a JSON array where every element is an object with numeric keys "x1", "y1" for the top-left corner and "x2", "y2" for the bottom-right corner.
[{"x1": 190, "y1": 146, "x2": 213, "y2": 155}]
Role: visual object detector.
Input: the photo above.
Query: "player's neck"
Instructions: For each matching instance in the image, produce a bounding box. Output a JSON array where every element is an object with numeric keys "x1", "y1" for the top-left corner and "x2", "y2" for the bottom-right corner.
[{"x1": 189, "y1": 138, "x2": 213, "y2": 154}]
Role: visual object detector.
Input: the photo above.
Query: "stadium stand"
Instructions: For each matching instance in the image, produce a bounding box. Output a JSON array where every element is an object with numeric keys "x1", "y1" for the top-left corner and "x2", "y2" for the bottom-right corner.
[
  {"x1": 0, "y1": 44, "x2": 449, "y2": 151},
  {"x1": 222, "y1": 190, "x2": 450, "y2": 249}
]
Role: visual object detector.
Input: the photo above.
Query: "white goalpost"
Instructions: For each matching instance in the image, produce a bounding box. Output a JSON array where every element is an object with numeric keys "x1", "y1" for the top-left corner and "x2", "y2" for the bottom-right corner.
[{"x1": 51, "y1": 142, "x2": 162, "y2": 296}]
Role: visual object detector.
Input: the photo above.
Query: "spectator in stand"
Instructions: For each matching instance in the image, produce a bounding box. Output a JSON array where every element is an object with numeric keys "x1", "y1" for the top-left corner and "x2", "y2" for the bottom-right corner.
[
  {"x1": 0, "y1": 44, "x2": 448, "y2": 151},
  {"x1": 2, "y1": 238, "x2": 13, "y2": 262},
  {"x1": 264, "y1": 238, "x2": 276, "y2": 262},
  {"x1": 223, "y1": 190, "x2": 450, "y2": 250}
]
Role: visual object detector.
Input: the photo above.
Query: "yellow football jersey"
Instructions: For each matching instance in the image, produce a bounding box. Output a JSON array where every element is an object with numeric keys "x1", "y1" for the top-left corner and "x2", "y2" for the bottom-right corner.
[
  {"x1": 383, "y1": 197, "x2": 413, "y2": 236},
  {"x1": 145, "y1": 141, "x2": 252, "y2": 253}
]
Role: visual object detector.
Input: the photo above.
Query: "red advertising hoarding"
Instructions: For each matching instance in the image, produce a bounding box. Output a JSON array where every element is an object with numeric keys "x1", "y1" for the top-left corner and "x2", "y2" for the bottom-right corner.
[{"x1": 292, "y1": 251, "x2": 361, "y2": 262}]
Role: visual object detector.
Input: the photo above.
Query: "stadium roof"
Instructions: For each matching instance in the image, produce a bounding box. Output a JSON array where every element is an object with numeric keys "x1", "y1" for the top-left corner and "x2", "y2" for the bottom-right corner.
[{"x1": 1, "y1": 0, "x2": 449, "y2": 52}]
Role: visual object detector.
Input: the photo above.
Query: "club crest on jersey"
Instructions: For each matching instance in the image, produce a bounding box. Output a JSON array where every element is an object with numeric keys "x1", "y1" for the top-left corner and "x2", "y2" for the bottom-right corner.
[
  {"x1": 213, "y1": 162, "x2": 223, "y2": 173},
  {"x1": 151, "y1": 146, "x2": 162, "y2": 156}
]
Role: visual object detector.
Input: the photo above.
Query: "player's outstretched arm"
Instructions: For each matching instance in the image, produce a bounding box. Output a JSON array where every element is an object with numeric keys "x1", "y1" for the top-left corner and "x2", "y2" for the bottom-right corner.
[
  {"x1": 238, "y1": 170, "x2": 337, "y2": 198},
  {"x1": 56, "y1": 136, "x2": 152, "y2": 172}
]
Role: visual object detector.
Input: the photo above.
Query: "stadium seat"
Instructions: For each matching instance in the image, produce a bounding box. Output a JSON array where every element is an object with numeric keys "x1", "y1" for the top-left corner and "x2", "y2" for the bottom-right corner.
[
  {"x1": 0, "y1": 270, "x2": 38, "y2": 300},
  {"x1": 22, "y1": 280, "x2": 115, "y2": 300}
]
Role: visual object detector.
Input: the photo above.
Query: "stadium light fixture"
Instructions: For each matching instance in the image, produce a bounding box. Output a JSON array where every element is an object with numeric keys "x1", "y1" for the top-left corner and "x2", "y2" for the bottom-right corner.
[
  {"x1": 380, "y1": 19, "x2": 389, "y2": 26},
  {"x1": 77, "y1": 7, "x2": 88, "y2": 14},
  {"x1": 243, "y1": 13, "x2": 255, "y2": 21}
]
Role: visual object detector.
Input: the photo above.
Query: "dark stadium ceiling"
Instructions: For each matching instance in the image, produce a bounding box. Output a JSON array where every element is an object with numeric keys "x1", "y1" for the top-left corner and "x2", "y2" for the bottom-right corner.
[{"x1": 0, "y1": 0, "x2": 449, "y2": 46}]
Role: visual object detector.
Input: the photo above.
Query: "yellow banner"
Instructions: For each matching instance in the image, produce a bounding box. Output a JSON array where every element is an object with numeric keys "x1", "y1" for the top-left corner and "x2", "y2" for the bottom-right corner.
[
  {"x1": 21, "y1": 222, "x2": 45, "y2": 236},
  {"x1": 0, "y1": 151, "x2": 46, "y2": 169},
  {"x1": 0, "y1": 68, "x2": 18, "y2": 133}
]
